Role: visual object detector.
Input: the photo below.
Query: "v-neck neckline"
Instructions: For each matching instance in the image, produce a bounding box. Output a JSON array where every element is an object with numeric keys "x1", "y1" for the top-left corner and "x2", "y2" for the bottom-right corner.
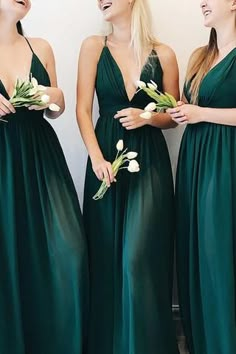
[
  {"x1": 104, "y1": 46, "x2": 154, "y2": 103},
  {"x1": 0, "y1": 45, "x2": 35, "y2": 100},
  {"x1": 204, "y1": 47, "x2": 236, "y2": 80}
]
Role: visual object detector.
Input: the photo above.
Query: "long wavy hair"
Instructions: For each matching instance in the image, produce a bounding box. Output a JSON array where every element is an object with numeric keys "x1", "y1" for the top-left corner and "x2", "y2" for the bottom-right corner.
[
  {"x1": 104, "y1": 0, "x2": 159, "y2": 68},
  {"x1": 16, "y1": 21, "x2": 24, "y2": 35},
  {"x1": 186, "y1": 28, "x2": 218, "y2": 104}
]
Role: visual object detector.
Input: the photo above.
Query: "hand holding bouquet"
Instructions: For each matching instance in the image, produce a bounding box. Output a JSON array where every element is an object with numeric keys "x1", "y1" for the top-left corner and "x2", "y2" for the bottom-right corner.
[
  {"x1": 9, "y1": 75, "x2": 60, "y2": 112},
  {"x1": 93, "y1": 139, "x2": 140, "y2": 200},
  {"x1": 0, "y1": 75, "x2": 60, "y2": 123},
  {"x1": 137, "y1": 80, "x2": 177, "y2": 119}
]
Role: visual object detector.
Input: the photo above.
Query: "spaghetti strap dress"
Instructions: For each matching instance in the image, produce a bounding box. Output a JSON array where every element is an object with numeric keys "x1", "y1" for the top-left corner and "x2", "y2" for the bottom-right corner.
[{"x1": 0, "y1": 37, "x2": 88, "y2": 354}]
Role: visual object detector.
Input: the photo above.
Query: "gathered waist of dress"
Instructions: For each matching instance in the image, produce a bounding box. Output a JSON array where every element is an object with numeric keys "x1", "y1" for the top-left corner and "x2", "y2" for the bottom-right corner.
[
  {"x1": 98, "y1": 103, "x2": 146, "y2": 118},
  {"x1": 98, "y1": 106, "x2": 125, "y2": 118},
  {"x1": 1, "y1": 108, "x2": 44, "y2": 124}
]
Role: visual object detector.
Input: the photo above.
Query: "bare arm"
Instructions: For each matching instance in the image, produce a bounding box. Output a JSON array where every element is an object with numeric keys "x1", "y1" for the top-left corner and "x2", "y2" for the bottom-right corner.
[
  {"x1": 147, "y1": 44, "x2": 180, "y2": 129},
  {"x1": 76, "y1": 36, "x2": 114, "y2": 185},
  {"x1": 28, "y1": 38, "x2": 65, "y2": 119}
]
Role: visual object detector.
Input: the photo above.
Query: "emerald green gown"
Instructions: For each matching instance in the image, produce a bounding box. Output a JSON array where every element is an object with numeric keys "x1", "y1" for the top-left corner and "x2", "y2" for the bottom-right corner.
[
  {"x1": 83, "y1": 43, "x2": 179, "y2": 354},
  {"x1": 0, "y1": 39, "x2": 88, "y2": 354},
  {"x1": 176, "y1": 48, "x2": 236, "y2": 354}
]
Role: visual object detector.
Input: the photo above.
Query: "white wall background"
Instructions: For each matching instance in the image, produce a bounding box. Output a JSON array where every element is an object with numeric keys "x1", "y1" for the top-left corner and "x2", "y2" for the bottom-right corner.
[{"x1": 23, "y1": 0, "x2": 209, "y2": 204}]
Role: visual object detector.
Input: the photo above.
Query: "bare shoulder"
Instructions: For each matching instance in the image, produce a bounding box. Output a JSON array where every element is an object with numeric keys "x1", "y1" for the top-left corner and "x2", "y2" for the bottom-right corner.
[
  {"x1": 79, "y1": 35, "x2": 105, "y2": 61},
  {"x1": 26, "y1": 37, "x2": 54, "y2": 66},
  {"x1": 154, "y1": 43, "x2": 178, "y2": 68},
  {"x1": 26, "y1": 37, "x2": 53, "y2": 55}
]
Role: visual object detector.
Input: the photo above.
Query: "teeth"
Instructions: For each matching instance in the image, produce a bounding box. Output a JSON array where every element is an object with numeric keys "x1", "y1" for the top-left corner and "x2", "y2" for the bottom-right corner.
[{"x1": 204, "y1": 10, "x2": 211, "y2": 16}]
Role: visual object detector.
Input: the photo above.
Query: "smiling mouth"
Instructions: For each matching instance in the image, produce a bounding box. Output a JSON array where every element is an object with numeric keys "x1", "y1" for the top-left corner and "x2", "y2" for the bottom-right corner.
[
  {"x1": 102, "y1": 3, "x2": 112, "y2": 11},
  {"x1": 204, "y1": 10, "x2": 211, "y2": 16},
  {"x1": 16, "y1": 0, "x2": 26, "y2": 6}
]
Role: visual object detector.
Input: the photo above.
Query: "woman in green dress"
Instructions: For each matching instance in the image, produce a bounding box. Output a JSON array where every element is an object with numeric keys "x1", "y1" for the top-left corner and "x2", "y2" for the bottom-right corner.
[
  {"x1": 168, "y1": 0, "x2": 236, "y2": 353},
  {"x1": 0, "y1": 1, "x2": 88, "y2": 353},
  {"x1": 76, "y1": 0, "x2": 179, "y2": 353}
]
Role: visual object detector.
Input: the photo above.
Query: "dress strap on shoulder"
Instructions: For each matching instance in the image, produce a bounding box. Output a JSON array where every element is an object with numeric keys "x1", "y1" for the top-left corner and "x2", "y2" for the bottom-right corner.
[
  {"x1": 24, "y1": 37, "x2": 34, "y2": 54},
  {"x1": 104, "y1": 36, "x2": 108, "y2": 47}
]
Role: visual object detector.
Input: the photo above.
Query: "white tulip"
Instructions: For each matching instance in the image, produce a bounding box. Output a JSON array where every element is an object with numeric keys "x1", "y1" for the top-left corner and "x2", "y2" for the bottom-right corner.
[
  {"x1": 41, "y1": 94, "x2": 50, "y2": 104},
  {"x1": 29, "y1": 87, "x2": 38, "y2": 96},
  {"x1": 38, "y1": 85, "x2": 46, "y2": 91},
  {"x1": 128, "y1": 160, "x2": 140, "y2": 173},
  {"x1": 126, "y1": 152, "x2": 138, "y2": 159},
  {"x1": 150, "y1": 80, "x2": 158, "y2": 89},
  {"x1": 49, "y1": 103, "x2": 60, "y2": 112},
  {"x1": 31, "y1": 77, "x2": 38, "y2": 88},
  {"x1": 147, "y1": 83, "x2": 157, "y2": 91},
  {"x1": 140, "y1": 111, "x2": 152, "y2": 119},
  {"x1": 144, "y1": 102, "x2": 156, "y2": 112},
  {"x1": 136, "y1": 80, "x2": 146, "y2": 89},
  {"x1": 116, "y1": 139, "x2": 124, "y2": 151}
]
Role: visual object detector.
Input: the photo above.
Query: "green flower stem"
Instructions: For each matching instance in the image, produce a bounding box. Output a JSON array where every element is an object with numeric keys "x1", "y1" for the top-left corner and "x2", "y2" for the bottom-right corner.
[
  {"x1": 140, "y1": 85, "x2": 177, "y2": 111},
  {"x1": 93, "y1": 149, "x2": 130, "y2": 200}
]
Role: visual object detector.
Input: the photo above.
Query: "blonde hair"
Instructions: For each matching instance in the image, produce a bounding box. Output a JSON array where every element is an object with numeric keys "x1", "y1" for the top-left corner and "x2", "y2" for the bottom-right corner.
[
  {"x1": 103, "y1": 0, "x2": 159, "y2": 68},
  {"x1": 186, "y1": 29, "x2": 218, "y2": 104},
  {"x1": 130, "y1": 0, "x2": 159, "y2": 67}
]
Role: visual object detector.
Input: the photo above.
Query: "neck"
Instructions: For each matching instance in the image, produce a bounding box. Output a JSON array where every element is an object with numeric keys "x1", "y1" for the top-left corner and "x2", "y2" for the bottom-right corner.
[
  {"x1": 215, "y1": 22, "x2": 236, "y2": 51},
  {"x1": 0, "y1": 18, "x2": 20, "y2": 44},
  {"x1": 110, "y1": 18, "x2": 131, "y2": 44}
]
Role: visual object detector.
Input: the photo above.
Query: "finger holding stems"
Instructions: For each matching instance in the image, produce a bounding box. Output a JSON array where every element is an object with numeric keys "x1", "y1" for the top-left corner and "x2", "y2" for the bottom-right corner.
[
  {"x1": 27, "y1": 87, "x2": 62, "y2": 112},
  {"x1": 92, "y1": 157, "x2": 115, "y2": 187},
  {"x1": 0, "y1": 94, "x2": 16, "y2": 119},
  {"x1": 114, "y1": 107, "x2": 149, "y2": 130},
  {"x1": 167, "y1": 101, "x2": 204, "y2": 125}
]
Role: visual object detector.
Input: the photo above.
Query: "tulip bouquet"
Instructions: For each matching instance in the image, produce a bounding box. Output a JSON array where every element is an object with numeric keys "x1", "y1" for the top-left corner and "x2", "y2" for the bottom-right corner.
[
  {"x1": 0, "y1": 75, "x2": 60, "y2": 123},
  {"x1": 137, "y1": 80, "x2": 177, "y2": 119},
  {"x1": 93, "y1": 139, "x2": 140, "y2": 200}
]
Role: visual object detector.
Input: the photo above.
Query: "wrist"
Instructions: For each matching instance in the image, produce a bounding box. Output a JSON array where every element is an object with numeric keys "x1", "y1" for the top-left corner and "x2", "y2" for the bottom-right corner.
[
  {"x1": 200, "y1": 107, "x2": 208, "y2": 122},
  {"x1": 144, "y1": 111, "x2": 156, "y2": 126},
  {"x1": 90, "y1": 153, "x2": 104, "y2": 165}
]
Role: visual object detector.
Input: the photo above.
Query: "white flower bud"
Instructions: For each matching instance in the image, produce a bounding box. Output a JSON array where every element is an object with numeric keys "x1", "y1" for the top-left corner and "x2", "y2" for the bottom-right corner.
[
  {"x1": 126, "y1": 152, "x2": 138, "y2": 159},
  {"x1": 49, "y1": 103, "x2": 60, "y2": 112},
  {"x1": 140, "y1": 111, "x2": 152, "y2": 119},
  {"x1": 147, "y1": 83, "x2": 157, "y2": 91},
  {"x1": 116, "y1": 139, "x2": 124, "y2": 151},
  {"x1": 38, "y1": 85, "x2": 46, "y2": 91},
  {"x1": 128, "y1": 160, "x2": 140, "y2": 173},
  {"x1": 31, "y1": 77, "x2": 38, "y2": 88},
  {"x1": 136, "y1": 80, "x2": 146, "y2": 89},
  {"x1": 29, "y1": 87, "x2": 38, "y2": 96},
  {"x1": 41, "y1": 94, "x2": 50, "y2": 104},
  {"x1": 144, "y1": 102, "x2": 156, "y2": 112},
  {"x1": 150, "y1": 80, "x2": 158, "y2": 89}
]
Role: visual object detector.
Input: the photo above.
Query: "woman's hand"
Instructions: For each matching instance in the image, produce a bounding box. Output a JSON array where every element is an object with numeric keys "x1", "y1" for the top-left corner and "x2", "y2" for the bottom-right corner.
[
  {"x1": 114, "y1": 108, "x2": 149, "y2": 130},
  {"x1": 91, "y1": 156, "x2": 115, "y2": 187},
  {"x1": 0, "y1": 93, "x2": 16, "y2": 119},
  {"x1": 27, "y1": 87, "x2": 63, "y2": 111},
  {"x1": 167, "y1": 101, "x2": 204, "y2": 125}
]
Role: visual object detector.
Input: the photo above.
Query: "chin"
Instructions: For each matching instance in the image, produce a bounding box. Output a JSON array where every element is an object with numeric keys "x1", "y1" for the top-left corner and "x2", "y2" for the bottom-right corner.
[
  {"x1": 103, "y1": 13, "x2": 116, "y2": 22},
  {"x1": 203, "y1": 19, "x2": 213, "y2": 28}
]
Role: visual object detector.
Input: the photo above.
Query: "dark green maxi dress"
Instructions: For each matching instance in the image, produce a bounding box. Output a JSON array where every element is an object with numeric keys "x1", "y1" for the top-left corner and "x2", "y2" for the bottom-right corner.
[
  {"x1": 83, "y1": 43, "x2": 179, "y2": 354},
  {"x1": 176, "y1": 48, "x2": 236, "y2": 354},
  {"x1": 0, "y1": 39, "x2": 88, "y2": 354}
]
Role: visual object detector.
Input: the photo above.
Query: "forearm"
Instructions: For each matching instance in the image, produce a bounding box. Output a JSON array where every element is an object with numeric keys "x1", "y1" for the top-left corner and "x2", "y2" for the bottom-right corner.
[
  {"x1": 202, "y1": 107, "x2": 236, "y2": 126},
  {"x1": 77, "y1": 110, "x2": 103, "y2": 162},
  {"x1": 45, "y1": 88, "x2": 65, "y2": 119},
  {"x1": 147, "y1": 112, "x2": 177, "y2": 129}
]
